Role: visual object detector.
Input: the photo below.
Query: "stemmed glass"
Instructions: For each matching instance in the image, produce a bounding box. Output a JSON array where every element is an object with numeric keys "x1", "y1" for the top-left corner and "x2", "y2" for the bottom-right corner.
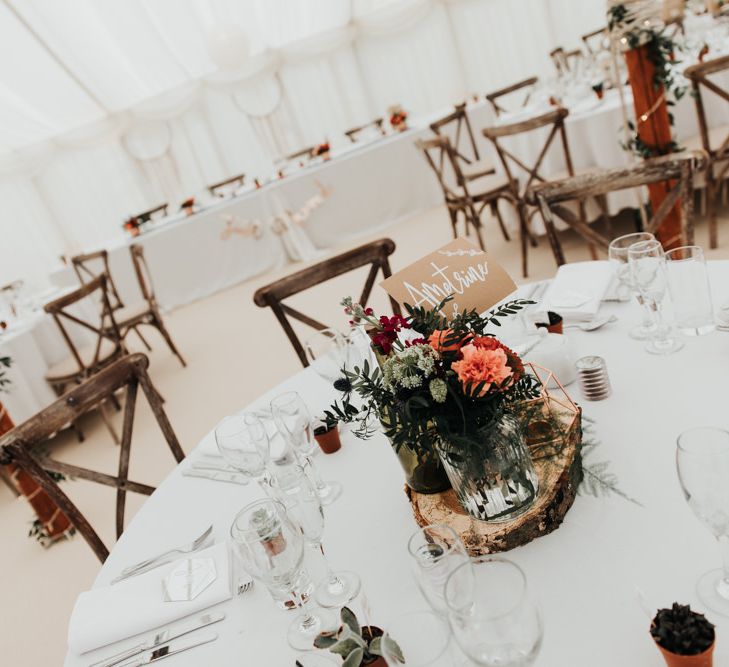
[
  {"x1": 304, "y1": 328, "x2": 351, "y2": 383},
  {"x1": 608, "y1": 232, "x2": 657, "y2": 340},
  {"x1": 270, "y1": 391, "x2": 342, "y2": 504},
  {"x1": 382, "y1": 610, "x2": 453, "y2": 666},
  {"x1": 407, "y1": 524, "x2": 470, "y2": 615},
  {"x1": 628, "y1": 239, "x2": 684, "y2": 354},
  {"x1": 214, "y1": 413, "x2": 270, "y2": 488},
  {"x1": 677, "y1": 427, "x2": 729, "y2": 616},
  {"x1": 269, "y1": 464, "x2": 361, "y2": 608},
  {"x1": 230, "y1": 499, "x2": 336, "y2": 649},
  {"x1": 444, "y1": 557, "x2": 543, "y2": 667}
]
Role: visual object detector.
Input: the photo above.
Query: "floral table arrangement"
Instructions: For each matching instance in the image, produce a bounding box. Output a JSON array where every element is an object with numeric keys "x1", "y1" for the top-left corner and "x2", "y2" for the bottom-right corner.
[
  {"x1": 122, "y1": 215, "x2": 143, "y2": 237},
  {"x1": 330, "y1": 296, "x2": 546, "y2": 523},
  {"x1": 311, "y1": 142, "x2": 331, "y2": 160},
  {"x1": 179, "y1": 197, "x2": 196, "y2": 216},
  {"x1": 388, "y1": 105, "x2": 408, "y2": 132}
]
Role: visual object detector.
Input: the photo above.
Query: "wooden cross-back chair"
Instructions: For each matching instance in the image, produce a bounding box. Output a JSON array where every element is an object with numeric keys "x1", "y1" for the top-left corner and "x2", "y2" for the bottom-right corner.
[
  {"x1": 345, "y1": 118, "x2": 385, "y2": 143},
  {"x1": 550, "y1": 48, "x2": 582, "y2": 75},
  {"x1": 482, "y1": 107, "x2": 604, "y2": 276},
  {"x1": 684, "y1": 54, "x2": 729, "y2": 249},
  {"x1": 526, "y1": 151, "x2": 707, "y2": 266},
  {"x1": 208, "y1": 173, "x2": 245, "y2": 196},
  {"x1": 581, "y1": 28, "x2": 608, "y2": 54},
  {"x1": 0, "y1": 353, "x2": 185, "y2": 563},
  {"x1": 486, "y1": 77, "x2": 539, "y2": 117},
  {"x1": 135, "y1": 203, "x2": 168, "y2": 223},
  {"x1": 284, "y1": 146, "x2": 315, "y2": 165},
  {"x1": 253, "y1": 239, "x2": 401, "y2": 367},
  {"x1": 125, "y1": 244, "x2": 186, "y2": 367},
  {"x1": 416, "y1": 133, "x2": 513, "y2": 250},
  {"x1": 72, "y1": 250, "x2": 124, "y2": 311}
]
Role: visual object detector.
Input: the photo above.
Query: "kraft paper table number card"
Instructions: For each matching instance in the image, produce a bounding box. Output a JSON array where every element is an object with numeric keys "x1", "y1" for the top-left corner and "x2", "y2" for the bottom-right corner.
[{"x1": 379, "y1": 238, "x2": 517, "y2": 316}]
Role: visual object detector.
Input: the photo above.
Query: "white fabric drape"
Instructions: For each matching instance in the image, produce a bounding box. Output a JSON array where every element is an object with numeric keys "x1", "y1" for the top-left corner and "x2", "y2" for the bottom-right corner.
[{"x1": 0, "y1": 0, "x2": 607, "y2": 286}]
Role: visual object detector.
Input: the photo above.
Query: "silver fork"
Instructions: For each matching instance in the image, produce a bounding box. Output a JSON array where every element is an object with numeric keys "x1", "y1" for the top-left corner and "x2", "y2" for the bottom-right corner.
[{"x1": 114, "y1": 525, "x2": 213, "y2": 581}]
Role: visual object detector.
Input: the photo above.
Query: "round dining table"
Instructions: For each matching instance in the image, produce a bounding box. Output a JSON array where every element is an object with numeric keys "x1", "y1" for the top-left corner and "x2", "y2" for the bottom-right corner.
[{"x1": 65, "y1": 261, "x2": 729, "y2": 667}]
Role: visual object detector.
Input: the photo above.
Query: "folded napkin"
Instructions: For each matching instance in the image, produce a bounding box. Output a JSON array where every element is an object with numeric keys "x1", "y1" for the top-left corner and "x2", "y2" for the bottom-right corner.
[
  {"x1": 539, "y1": 261, "x2": 614, "y2": 322},
  {"x1": 67, "y1": 542, "x2": 231, "y2": 654}
]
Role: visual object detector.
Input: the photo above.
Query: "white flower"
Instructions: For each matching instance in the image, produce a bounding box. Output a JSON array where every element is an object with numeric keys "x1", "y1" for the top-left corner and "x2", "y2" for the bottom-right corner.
[{"x1": 382, "y1": 344, "x2": 440, "y2": 391}]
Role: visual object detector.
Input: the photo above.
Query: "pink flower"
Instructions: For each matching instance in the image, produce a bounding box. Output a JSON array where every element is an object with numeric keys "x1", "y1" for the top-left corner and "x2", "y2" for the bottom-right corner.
[{"x1": 451, "y1": 344, "x2": 513, "y2": 397}]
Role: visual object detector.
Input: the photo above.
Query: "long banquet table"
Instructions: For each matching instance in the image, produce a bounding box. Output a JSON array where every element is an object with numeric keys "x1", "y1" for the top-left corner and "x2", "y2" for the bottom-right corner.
[{"x1": 65, "y1": 261, "x2": 729, "y2": 666}]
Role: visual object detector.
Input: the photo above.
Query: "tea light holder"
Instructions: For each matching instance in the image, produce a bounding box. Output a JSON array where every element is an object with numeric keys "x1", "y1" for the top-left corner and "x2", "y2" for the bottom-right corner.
[{"x1": 576, "y1": 355, "x2": 612, "y2": 401}]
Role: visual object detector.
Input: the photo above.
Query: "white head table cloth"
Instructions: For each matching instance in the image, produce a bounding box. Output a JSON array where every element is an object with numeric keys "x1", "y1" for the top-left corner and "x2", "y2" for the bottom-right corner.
[{"x1": 64, "y1": 260, "x2": 729, "y2": 666}]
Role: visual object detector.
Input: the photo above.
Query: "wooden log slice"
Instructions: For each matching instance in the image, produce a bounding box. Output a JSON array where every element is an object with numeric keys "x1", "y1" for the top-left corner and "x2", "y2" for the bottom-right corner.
[{"x1": 407, "y1": 398, "x2": 583, "y2": 555}]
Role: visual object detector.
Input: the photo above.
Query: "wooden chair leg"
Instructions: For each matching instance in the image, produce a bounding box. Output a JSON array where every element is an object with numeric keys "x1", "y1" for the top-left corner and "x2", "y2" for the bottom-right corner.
[
  {"x1": 516, "y1": 201, "x2": 530, "y2": 278},
  {"x1": 98, "y1": 400, "x2": 120, "y2": 445},
  {"x1": 152, "y1": 317, "x2": 186, "y2": 368},
  {"x1": 133, "y1": 326, "x2": 152, "y2": 351},
  {"x1": 491, "y1": 200, "x2": 511, "y2": 242},
  {"x1": 706, "y1": 177, "x2": 718, "y2": 249},
  {"x1": 596, "y1": 194, "x2": 612, "y2": 240},
  {"x1": 448, "y1": 208, "x2": 459, "y2": 240}
]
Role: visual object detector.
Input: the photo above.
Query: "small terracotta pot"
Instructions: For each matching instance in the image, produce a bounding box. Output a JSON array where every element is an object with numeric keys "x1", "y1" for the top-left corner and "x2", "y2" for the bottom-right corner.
[
  {"x1": 314, "y1": 427, "x2": 341, "y2": 454},
  {"x1": 362, "y1": 627, "x2": 386, "y2": 666},
  {"x1": 535, "y1": 311, "x2": 563, "y2": 335},
  {"x1": 656, "y1": 641, "x2": 714, "y2": 667}
]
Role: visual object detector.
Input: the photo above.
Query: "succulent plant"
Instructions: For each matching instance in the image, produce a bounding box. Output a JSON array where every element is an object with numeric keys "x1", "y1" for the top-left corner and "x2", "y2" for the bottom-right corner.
[
  {"x1": 314, "y1": 607, "x2": 403, "y2": 666},
  {"x1": 313, "y1": 413, "x2": 338, "y2": 436},
  {"x1": 651, "y1": 603, "x2": 715, "y2": 656}
]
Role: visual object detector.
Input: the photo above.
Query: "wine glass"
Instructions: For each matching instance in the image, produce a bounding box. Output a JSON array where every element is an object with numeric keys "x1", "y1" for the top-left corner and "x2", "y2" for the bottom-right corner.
[
  {"x1": 677, "y1": 427, "x2": 729, "y2": 616},
  {"x1": 608, "y1": 232, "x2": 657, "y2": 339},
  {"x1": 407, "y1": 524, "x2": 470, "y2": 615},
  {"x1": 270, "y1": 391, "x2": 342, "y2": 504},
  {"x1": 215, "y1": 413, "x2": 270, "y2": 487},
  {"x1": 269, "y1": 464, "x2": 361, "y2": 608},
  {"x1": 304, "y1": 328, "x2": 350, "y2": 383},
  {"x1": 628, "y1": 239, "x2": 684, "y2": 354},
  {"x1": 382, "y1": 610, "x2": 453, "y2": 666},
  {"x1": 230, "y1": 499, "x2": 336, "y2": 649},
  {"x1": 444, "y1": 557, "x2": 543, "y2": 667}
]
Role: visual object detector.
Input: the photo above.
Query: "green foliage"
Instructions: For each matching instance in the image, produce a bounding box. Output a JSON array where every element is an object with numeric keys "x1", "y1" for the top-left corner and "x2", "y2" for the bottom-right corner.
[
  {"x1": 609, "y1": 4, "x2": 686, "y2": 159},
  {"x1": 314, "y1": 607, "x2": 397, "y2": 666},
  {"x1": 651, "y1": 603, "x2": 715, "y2": 656}
]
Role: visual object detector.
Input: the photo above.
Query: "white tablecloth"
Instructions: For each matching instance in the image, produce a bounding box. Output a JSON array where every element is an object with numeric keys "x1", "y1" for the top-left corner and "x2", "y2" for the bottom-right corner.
[{"x1": 65, "y1": 260, "x2": 729, "y2": 667}]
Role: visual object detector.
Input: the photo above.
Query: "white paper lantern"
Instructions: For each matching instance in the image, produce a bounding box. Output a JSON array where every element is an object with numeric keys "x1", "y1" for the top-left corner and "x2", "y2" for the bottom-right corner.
[{"x1": 206, "y1": 24, "x2": 251, "y2": 70}]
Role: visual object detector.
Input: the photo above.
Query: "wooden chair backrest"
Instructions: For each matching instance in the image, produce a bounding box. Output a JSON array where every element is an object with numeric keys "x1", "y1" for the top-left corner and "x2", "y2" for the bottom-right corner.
[
  {"x1": 345, "y1": 118, "x2": 385, "y2": 143},
  {"x1": 684, "y1": 54, "x2": 729, "y2": 167},
  {"x1": 285, "y1": 146, "x2": 315, "y2": 163},
  {"x1": 526, "y1": 151, "x2": 707, "y2": 255},
  {"x1": 429, "y1": 103, "x2": 481, "y2": 163},
  {"x1": 0, "y1": 353, "x2": 185, "y2": 562},
  {"x1": 44, "y1": 275, "x2": 124, "y2": 378},
  {"x1": 486, "y1": 77, "x2": 539, "y2": 117},
  {"x1": 253, "y1": 239, "x2": 401, "y2": 366},
  {"x1": 208, "y1": 173, "x2": 245, "y2": 196},
  {"x1": 129, "y1": 244, "x2": 157, "y2": 307},
  {"x1": 71, "y1": 250, "x2": 124, "y2": 310},
  {"x1": 550, "y1": 47, "x2": 582, "y2": 75},
  {"x1": 136, "y1": 203, "x2": 168, "y2": 222},
  {"x1": 482, "y1": 107, "x2": 572, "y2": 199},
  {"x1": 415, "y1": 135, "x2": 472, "y2": 203},
  {"x1": 581, "y1": 27, "x2": 607, "y2": 54}
]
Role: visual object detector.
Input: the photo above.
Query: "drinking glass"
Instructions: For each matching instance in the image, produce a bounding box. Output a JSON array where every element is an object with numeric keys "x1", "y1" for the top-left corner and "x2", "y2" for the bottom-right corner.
[
  {"x1": 270, "y1": 391, "x2": 342, "y2": 504},
  {"x1": 215, "y1": 413, "x2": 269, "y2": 487},
  {"x1": 444, "y1": 557, "x2": 543, "y2": 667},
  {"x1": 304, "y1": 328, "x2": 350, "y2": 383},
  {"x1": 665, "y1": 246, "x2": 716, "y2": 336},
  {"x1": 628, "y1": 239, "x2": 684, "y2": 354},
  {"x1": 230, "y1": 499, "x2": 336, "y2": 649},
  {"x1": 677, "y1": 427, "x2": 729, "y2": 616},
  {"x1": 269, "y1": 464, "x2": 361, "y2": 608},
  {"x1": 608, "y1": 232, "x2": 656, "y2": 339},
  {"x1": 407, "y1": 524, "x2": 470, "y2": 615},
  {"x1": 382, "y1": 611, "x2": 453, "y2": 666}
]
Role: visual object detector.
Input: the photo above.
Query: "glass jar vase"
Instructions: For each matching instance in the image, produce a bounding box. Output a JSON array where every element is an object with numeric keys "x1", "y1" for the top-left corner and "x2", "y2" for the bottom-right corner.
[{"x1": 436, "y1": 413, "x2": 538, "y2": 522}]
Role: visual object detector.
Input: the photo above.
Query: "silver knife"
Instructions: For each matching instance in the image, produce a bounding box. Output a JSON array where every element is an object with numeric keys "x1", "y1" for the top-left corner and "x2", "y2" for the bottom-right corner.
[
  {"x1": 182, "y1": 469, "x2": 249, "y2": 485},
  {"x1": 121, "y1": 632, "x2": 218, "y2": 666},
  {"x1": 91, "y1": 613, "x2": 224, "y2": 667}
]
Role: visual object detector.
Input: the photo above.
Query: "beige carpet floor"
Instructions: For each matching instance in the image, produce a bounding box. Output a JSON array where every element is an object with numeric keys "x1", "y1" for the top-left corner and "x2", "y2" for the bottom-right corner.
[{"x1": 1, "y1": 203, "x2": 727, "y2": 665}]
